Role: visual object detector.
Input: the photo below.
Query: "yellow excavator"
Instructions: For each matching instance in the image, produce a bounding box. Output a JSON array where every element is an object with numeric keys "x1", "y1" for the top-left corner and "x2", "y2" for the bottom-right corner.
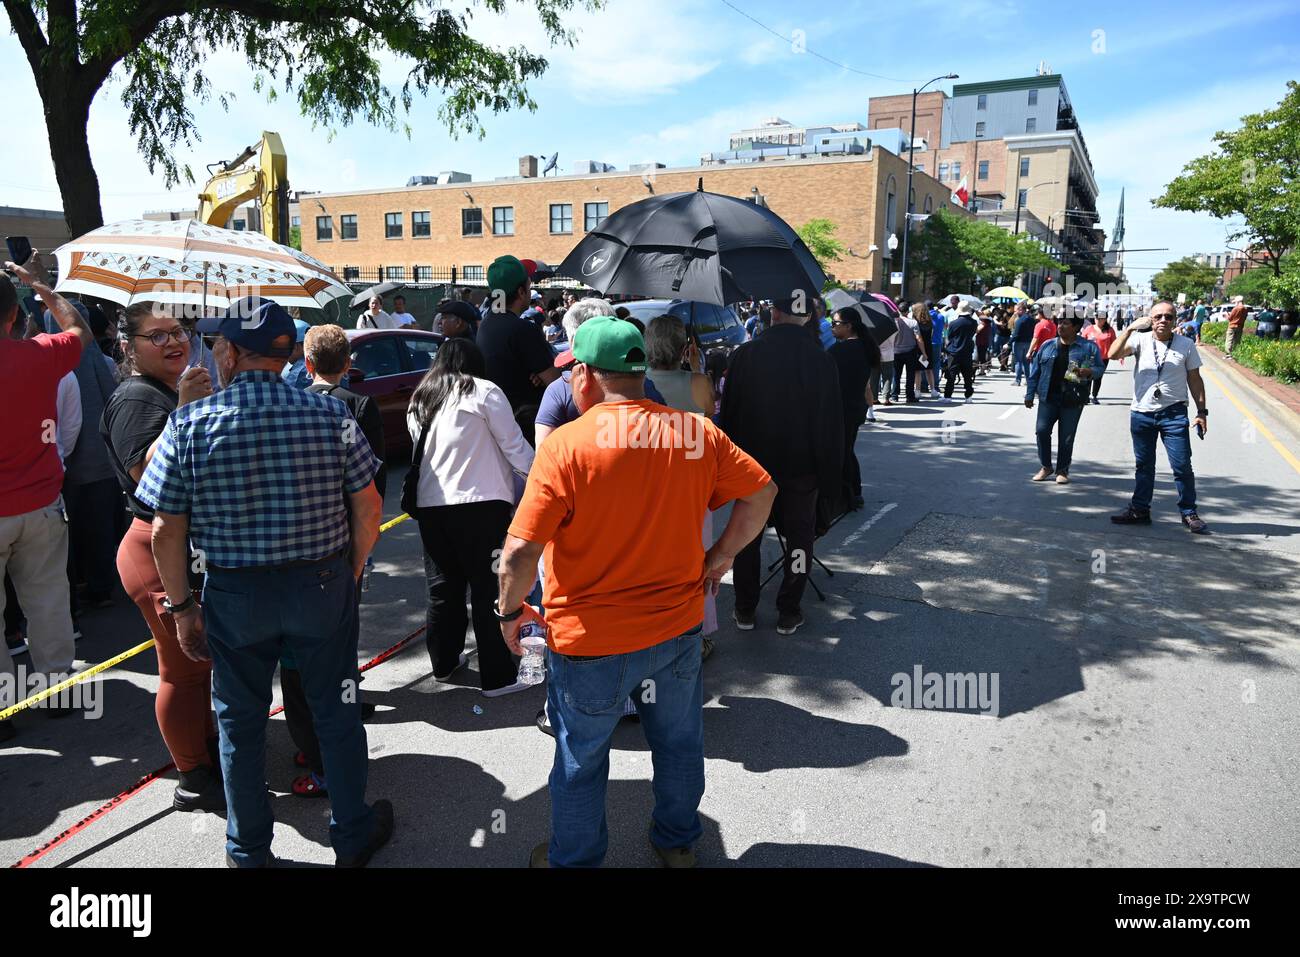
[{"x1": 196, "y1": 131, "x2": 290, "y2": 244}]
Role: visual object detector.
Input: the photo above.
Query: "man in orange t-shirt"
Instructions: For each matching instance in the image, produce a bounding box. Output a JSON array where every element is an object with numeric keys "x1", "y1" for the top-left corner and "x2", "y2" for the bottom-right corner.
[
  {"x1": 497, "y1": 316, "x2": 775, "y2": 868},
  {"x1": 1224, "y1": 296, "x2": 1248, "y2": 358}
]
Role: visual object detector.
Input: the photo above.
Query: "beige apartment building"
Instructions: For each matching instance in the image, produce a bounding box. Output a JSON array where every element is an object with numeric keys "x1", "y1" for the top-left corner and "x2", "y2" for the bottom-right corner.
[{"x1": 298, "y1": 148, "x2": 961, "y2": 296}]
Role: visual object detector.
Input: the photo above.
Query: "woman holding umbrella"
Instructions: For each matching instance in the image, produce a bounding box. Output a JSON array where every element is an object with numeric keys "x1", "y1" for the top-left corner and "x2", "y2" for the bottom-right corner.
[{"x1": 100, "y1": 301, "x2": 223, "y2": 812}]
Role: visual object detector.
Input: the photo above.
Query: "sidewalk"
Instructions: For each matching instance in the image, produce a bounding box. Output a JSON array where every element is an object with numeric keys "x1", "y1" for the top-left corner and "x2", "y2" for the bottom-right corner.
[{"x1": 1199, "y1": 343, "x2": 1300, "y2": 446}]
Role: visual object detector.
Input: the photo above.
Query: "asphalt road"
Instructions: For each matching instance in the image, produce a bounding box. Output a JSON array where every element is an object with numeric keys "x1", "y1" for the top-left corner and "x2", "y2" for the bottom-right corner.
[{"x1": 4, "y1": 347, "x2": 1298, "y2": 868}]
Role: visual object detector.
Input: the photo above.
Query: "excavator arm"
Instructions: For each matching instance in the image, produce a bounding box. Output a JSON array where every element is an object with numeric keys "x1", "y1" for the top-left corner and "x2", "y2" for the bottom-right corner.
[{"x1": 196, "y1": 131, "x2": 290, "y2": 244}]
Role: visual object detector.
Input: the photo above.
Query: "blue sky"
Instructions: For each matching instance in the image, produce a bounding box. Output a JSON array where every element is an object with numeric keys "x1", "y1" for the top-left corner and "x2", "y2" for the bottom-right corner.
[{"x1": 1, "y1": 0, "x2": 1296, "y2": 284}]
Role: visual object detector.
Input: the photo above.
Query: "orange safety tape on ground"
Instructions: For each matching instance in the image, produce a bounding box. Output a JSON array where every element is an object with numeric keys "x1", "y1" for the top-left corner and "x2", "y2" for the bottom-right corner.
[
  {"x1": 1, "y1": 513, "x2": 414, "y2": 719},
  {"x1": 10, "y1": 623, "x2": 427, "y2": 868}
]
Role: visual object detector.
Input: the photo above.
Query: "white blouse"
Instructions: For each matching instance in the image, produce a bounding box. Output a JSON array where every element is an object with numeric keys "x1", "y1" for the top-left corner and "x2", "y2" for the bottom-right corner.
[{"x1": 406, "y1": 378, "x2": 534, "y2": 507}]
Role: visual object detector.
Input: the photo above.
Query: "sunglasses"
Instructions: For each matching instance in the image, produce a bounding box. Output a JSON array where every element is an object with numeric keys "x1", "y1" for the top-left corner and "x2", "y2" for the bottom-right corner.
[{"x1": 132, "y1": 328, "x2": 192, "y2": 348}]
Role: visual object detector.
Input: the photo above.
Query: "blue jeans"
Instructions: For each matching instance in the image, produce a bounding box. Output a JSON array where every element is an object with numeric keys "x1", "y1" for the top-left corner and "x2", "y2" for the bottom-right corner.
[
  {"x1": 1130, "y1": 403, "x2": 1197, "y2": 515},
  {"x1": 1012, "y1": 342, "x2": 1031, "y2": 384},
  {"x1": 545, "y1": 625, "x2": 704, "y2": 867},
  {"x1": 1035, "y1": 400, "x2": 1084, "y2": 473},
  {"x1": 204, "y1": 554, "x2": 374, "y2": 866}
]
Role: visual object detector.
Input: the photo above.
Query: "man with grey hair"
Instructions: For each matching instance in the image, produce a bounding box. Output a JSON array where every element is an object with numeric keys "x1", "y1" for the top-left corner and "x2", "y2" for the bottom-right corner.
[{"x1": 534, "y1": 298, "x2": 666, "y2": 447}]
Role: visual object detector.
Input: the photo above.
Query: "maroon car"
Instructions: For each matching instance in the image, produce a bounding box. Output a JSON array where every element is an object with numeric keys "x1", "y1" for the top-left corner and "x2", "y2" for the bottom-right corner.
[{"x1": 344, "y1": 328, "x2": 445, "y2": 454}]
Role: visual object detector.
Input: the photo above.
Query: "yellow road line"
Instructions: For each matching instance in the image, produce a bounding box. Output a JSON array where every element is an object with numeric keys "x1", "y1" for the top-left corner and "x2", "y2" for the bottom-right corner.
[
  {"x1": 0, "y1": 639, "x2": 156, "y2": 722},
  {"x1": 1201, "y1": 367, "x2": 1300, "y2": 477}
]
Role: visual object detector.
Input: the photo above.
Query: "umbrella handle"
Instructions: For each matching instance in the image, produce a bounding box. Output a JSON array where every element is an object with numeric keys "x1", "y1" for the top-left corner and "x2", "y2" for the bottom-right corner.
[{"x1": 671, "y1": 248, "x2": 695, "y2": 294}]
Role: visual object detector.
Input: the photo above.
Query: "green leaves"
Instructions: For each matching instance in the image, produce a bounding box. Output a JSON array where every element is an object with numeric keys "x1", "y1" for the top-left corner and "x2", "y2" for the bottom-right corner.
[
  {"x1": 1151, "y1": 257, "x2": 1222, "y2": 302},
  {"x1": 796, "y1": 218, "x2": 846, "y2": 270},
  {"x1": 909, "y1": 209, "x2": 1064, "y2": 292},
  {"x1": 1154, "y1": 80, "x2": 1300, "y2": 276}
]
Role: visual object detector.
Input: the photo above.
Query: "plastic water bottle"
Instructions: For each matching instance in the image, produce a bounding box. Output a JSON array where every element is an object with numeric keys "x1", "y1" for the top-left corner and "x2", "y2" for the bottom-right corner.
[
  {"x1": 362, "y1": 556, "x2": 373, "y2": 591},
  {"x1": 518, "y1": 624, "x2": 547, "y2": 686}
]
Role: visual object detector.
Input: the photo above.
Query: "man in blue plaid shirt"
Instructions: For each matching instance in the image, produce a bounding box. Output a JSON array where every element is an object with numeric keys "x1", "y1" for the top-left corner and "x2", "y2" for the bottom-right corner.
[{"x1": 137, "y1": 297, "x2": 392, "y2": 868}]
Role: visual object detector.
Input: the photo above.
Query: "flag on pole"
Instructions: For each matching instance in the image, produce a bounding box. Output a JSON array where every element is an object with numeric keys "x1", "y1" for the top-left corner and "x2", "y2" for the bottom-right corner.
[{"x1": 952, "y1": 177, "x2": 970, "y2": 206}]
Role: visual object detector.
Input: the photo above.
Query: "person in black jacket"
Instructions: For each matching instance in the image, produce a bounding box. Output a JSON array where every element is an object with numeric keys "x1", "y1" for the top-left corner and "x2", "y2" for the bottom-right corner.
[
  {"x1": 303, "y1": 324, "x2": 387, "y2": 499},
  {"x1": 828, "y1": 306, "x2": 879, "y2": 511},
  {"x1": 720, "y1": 296, "x2": 842, "y2": 636}
]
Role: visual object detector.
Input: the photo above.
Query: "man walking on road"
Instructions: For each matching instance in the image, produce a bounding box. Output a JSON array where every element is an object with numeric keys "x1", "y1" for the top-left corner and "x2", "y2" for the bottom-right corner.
[
  {"x1": 721, "y1": 297, "x2": 842, "y2": 635},
  {"x1": 496, "y1": 316, "x2": 775, "y2": 867},
  {"x1": 1108, "y1": 302, "x2": 1210, "y2": 534},
  {"x1": 942, "y1": 301, "x2": 979, "y2": 400},
  {"x1": 137, "y1": 297, "x2": 393, "y2": 867}
]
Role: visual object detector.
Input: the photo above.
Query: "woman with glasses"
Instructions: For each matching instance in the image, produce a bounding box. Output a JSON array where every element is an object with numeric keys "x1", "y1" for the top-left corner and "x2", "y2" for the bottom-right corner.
[{"x1": 100, "y1": 302, "x2": 224, "y2": 812}]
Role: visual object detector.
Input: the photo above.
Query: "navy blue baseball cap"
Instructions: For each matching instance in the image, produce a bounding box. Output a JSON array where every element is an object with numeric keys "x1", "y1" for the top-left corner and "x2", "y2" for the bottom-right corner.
[{"x1": 196, "y1": 297, "x2": 296, "y2": 358}]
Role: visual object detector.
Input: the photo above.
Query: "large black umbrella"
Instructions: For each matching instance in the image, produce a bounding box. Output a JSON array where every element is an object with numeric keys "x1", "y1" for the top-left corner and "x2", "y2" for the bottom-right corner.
[{"x1": 556, "y1": 186, "x2": 826, "y2": 306}]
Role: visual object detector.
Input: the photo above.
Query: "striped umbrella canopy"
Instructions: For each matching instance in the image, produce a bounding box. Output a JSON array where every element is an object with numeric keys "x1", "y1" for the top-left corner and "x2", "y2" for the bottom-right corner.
[{"x1": 52, "y1": 219, "x2": 350, "y2": 311}]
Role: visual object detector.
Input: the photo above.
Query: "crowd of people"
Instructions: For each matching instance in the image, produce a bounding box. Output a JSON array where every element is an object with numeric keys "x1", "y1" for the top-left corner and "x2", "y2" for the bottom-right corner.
[{"x1": 0, "y1": 247, "x2": 1216, "y2": 867}]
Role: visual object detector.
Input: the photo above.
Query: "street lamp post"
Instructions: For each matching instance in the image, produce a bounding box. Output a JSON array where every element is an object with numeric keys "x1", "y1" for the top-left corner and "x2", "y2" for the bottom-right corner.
[{"x1": 900, "y1": 72, "x2": 958, "y2": 302}]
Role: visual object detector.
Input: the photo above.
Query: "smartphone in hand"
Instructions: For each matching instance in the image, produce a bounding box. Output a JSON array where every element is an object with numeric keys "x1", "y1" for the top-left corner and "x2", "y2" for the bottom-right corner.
[
  {"x1": 5, "y1": 236, "x2": 33, "y2": 268},
  {"x1": 1195, "y1": 423, "x2": 1205, "y2": 440}
]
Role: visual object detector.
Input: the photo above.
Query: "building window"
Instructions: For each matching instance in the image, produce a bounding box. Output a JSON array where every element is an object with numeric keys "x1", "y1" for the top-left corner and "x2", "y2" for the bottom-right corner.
[
  {"x1": 340, "y1": 215, "x2": 357, "y2": 240},
  {"x1": 951, "y1": 162, "x2": 962, "y2": 181},
  {"x1": 1018, "y1": 188, "x2": 1028, "y2": 207},
  {"x1": 290, "y1": 215, "x2": 301, "y2": 228},
  {"x1": 549, "y1": 203, "x2": 573, "y2": 234},
  {"x1": 1020, "y1": 156, "x2": 1030, "y2": 177},
  {"x1": 232, "y1": 219, "x2": 246, "y2": 231},
  {"x1": 584, "y1": 201, "x2": 609, "y2": 231},
  {"x1": 884, "y1": 181, "x2": 897, "y2": 249},
  {"x1": 977, "y1": 94, "x2": 987, "y2": 110},
  {"x1": 462, "y1": 208, "x2": 483, "y2": 237},
  {"x1": 492, "y1": 206, "x2": 514, "y2": 236},
  {"x1": 1028, "y1": 89, "x2": 1038, "y2": 106},
  {"x1": 975, "y1": 121, "x2": 986, "y2": 138},
  {"x1": 412, "y1": 211, "x2": 431, "y2": 238},
  {"x1": 385, "y1": 266, "x2": 404, "y2": 280},
  {"x1": 414, "y1": 266, "x2": 432, "y2": 282},
  {"x1": 914, "y1": 163, "x2": 924, "y2": 174},
  {"x1": 938, "y1": 162, "x2": 949, "y2": 181},
  {"x1": 316, "y1": 216, "x2": 333, "y2": 241},
  {"x1": 978, "y1": 160, "x2": 989, "y2": 181},
  {"x1": 385, "y1": 212, "x2": 402, "y2": 239},
  {"x1": 924, "y1": 194, "x2": 934, "y2": 214},
  {"x1": 1025, "y1": 117, "x2": 1037, "y2": 133},
  {"x1": 462, "y1": 265, "x2": 484, "y2": 282}
]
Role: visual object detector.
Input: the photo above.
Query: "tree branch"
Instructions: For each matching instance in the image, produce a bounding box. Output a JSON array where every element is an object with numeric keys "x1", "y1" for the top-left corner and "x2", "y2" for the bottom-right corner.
[{"x1": 2, "y1": 0, "x2": 49, "y2": 87}]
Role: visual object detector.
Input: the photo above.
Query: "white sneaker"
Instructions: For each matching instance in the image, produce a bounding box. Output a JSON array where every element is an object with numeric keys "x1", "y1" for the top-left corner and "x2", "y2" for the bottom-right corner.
[
  {"x1": 433, "y1": 652, "x2": 468, "y2": 682},
  {"x1": 482, "y1": 680, "x2": 533, "y2": 698},
  {"x1": 930, "y1": 389, "x2": 940, "y2": 399},
  {"x1": 865, "y1": 408, "x2": 877, "y2": 422}
]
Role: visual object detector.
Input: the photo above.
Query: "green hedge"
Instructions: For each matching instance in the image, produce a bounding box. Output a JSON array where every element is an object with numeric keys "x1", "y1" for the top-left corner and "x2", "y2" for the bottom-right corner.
[{"x1": 1200, "y1": 321, "x2": 1300, "y2": 384}]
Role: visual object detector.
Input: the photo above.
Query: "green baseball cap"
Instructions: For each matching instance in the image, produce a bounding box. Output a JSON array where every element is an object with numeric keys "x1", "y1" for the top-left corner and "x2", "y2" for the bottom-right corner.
[
  {"x1": 486, "y1": 255, "x2": 528, "y2": 295},
  {"x1": 571, "y1": 316, "x2": 648, "y2": 373}
]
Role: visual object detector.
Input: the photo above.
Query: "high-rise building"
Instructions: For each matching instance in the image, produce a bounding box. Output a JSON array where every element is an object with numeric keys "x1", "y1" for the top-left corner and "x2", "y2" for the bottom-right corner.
[{"x1": 868, "y1": 71, "x2": 1105, "y2": 276}]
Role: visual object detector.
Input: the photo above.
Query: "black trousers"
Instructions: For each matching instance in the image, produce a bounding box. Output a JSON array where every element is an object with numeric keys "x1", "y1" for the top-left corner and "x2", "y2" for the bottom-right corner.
[
  {"x1": 733, "y1": 475, "x2": 818, "y2": 616},
  {"x1": 1091, "y1": 360, "x2": 1109, "y2": 399},
  {"x1": 279, "y1": 666, "x2": 323, "y2": 777},
  {"x1": 943, "y1": 357, "x2": 975, "y2": 398},
  {"x1": 891, "y1": 351, "x2": 920, "y2": 401},
  {"x1": 842, "y1": 414, "x2": 865, "y2": 501},
  {"x1": 415, "y1": 500, "x2": 516, "y2": 691},
  {"x1": 64, "y1": 477, "x2": 125, "y2": 606}
]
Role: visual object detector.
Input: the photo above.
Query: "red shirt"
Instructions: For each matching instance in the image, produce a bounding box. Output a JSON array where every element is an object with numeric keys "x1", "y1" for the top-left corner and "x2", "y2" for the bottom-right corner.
[
  {"x1": 1030, "y1": 318, "x2": 1058, "y2": 352},
  {"x1": 1083, "y1": 323, "x2": 1117, "y2": 361},
  {"x1": 0, "y1": 331, "x2": 83, "y2": 516}
]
